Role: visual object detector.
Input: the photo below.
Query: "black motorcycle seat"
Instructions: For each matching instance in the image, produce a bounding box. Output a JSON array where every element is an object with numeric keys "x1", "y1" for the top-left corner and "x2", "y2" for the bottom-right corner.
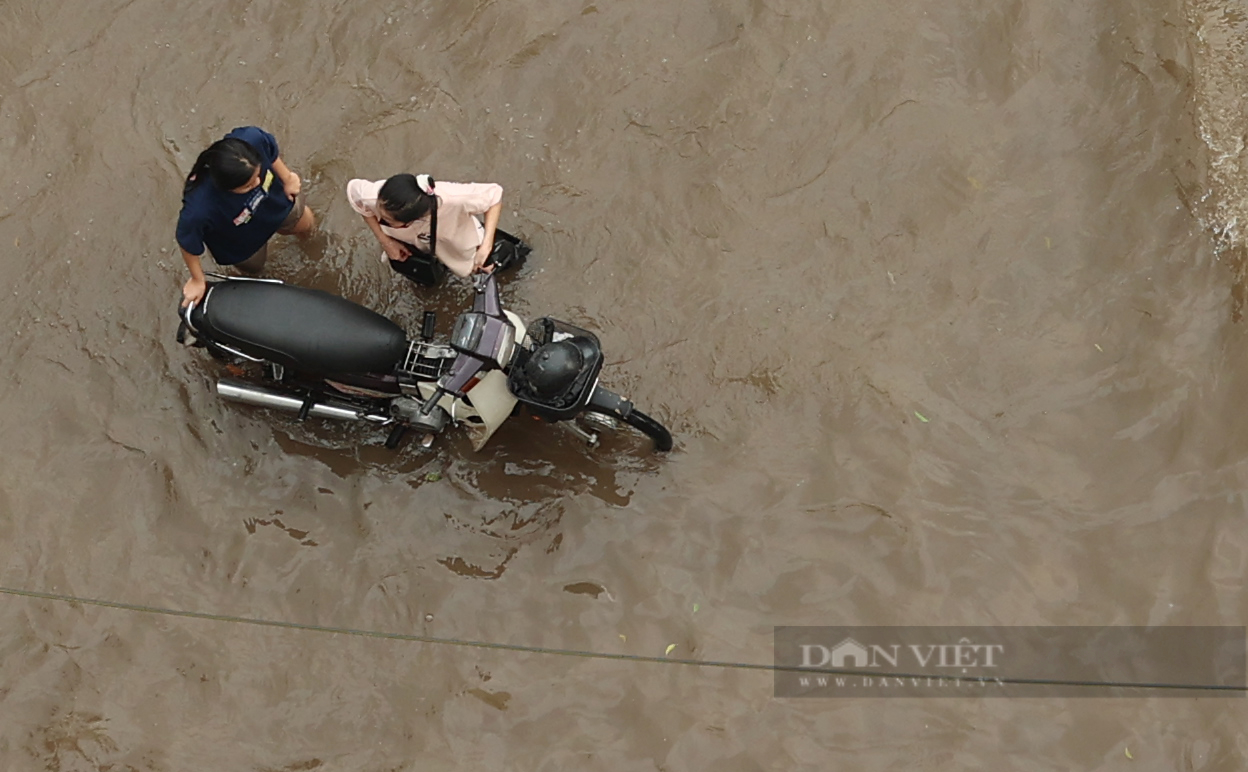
[{"x1": 192, "y1": 281, "x2": 408, "y2": 374}]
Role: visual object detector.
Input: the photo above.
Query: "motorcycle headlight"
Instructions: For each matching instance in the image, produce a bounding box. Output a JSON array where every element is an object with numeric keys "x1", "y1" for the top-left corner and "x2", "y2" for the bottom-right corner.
[{"x1": 450, "y1": 312, "x2": 487, "y2": 354}]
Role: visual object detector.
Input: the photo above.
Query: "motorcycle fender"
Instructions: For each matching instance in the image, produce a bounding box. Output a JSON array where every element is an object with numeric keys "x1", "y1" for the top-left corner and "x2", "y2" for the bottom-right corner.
[
  {"x1": 455, "y1": 370, "x2": 516, "y2": 451},
  {"x1": 417, "y1": 371, "x2": 517, "y2": 452}
]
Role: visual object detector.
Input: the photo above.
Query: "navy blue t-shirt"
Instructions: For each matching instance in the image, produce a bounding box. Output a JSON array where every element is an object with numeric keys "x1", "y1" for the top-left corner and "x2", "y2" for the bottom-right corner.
[{"x1": 175, "y1": 126, "x2": 294, "y2": 265}]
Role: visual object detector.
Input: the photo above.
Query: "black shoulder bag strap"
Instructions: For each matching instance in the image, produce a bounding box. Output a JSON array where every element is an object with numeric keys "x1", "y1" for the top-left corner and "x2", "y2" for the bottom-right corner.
[{"x1": 389, "y1": 176, "x2": 446, "y2": 286}]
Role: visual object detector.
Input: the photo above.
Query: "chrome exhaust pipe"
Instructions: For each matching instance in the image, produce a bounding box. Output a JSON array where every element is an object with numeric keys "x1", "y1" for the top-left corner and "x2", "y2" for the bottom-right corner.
[{"x1": 216, "y1": 379, "x2": 388, "y2": 423}]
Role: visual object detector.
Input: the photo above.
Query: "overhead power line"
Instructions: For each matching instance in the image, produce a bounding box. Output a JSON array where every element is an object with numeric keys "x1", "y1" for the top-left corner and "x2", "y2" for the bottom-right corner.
[{"x1": 1, "y1": 585, "x2": 1242, "y2": 694}]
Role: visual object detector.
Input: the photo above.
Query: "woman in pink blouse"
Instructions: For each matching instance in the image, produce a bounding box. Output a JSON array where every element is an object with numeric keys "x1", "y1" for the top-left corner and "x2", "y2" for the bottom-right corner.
[{"x1": 347, "y1": 173, "x2": 505, "y2": 283}]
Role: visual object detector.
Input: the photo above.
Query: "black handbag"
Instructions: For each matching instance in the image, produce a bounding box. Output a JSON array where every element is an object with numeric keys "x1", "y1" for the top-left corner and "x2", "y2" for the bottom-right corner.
[{"x1": 388, "y1": 248, "x2": 447, "y2": 286}]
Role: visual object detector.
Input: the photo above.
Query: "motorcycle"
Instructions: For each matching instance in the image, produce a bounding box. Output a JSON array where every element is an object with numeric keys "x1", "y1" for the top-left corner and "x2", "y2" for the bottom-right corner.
[{"x1": 175, "y1": 272, "x2": 673, "y2": 453}]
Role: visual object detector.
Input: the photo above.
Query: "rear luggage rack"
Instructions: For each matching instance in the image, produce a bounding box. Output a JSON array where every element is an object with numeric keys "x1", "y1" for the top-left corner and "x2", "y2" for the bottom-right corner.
[{"x1": 397, "y1": 341, "x2": 457, "y2": 381}]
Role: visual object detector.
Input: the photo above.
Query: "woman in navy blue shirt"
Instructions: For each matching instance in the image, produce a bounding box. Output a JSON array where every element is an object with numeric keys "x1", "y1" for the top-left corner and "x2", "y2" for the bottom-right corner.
[{"x1": 175, "y1": 126, "x2": 315, "y2": 306}]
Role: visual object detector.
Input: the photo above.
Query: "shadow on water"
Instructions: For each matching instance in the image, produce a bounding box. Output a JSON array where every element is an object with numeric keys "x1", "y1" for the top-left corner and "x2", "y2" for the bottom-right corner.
[
  {"x1": 432, "y1": 420, "x2": 665, "y2": 578},
  {"x1": 262, "y1": 397, "x2": 666, "y2": 580},
  {"x1": 265, "y1": 408, "x2": 661, "y2": 505}
]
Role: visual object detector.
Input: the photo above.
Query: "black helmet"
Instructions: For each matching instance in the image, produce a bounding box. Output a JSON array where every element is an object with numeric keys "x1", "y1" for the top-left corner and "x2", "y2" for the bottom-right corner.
[{"x1": 523, "y1": 340, "x2": 584, "y2": 397}]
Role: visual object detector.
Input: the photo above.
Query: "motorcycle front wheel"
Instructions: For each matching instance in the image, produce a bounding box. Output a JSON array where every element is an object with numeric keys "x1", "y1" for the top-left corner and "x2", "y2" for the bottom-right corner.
[{"x1": 585, "y1": 386, "x2": 674, "y2": 452}]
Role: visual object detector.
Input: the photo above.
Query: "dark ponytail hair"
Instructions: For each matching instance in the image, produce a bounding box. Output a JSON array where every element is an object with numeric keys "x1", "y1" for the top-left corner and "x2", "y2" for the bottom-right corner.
[
  {"x1": 183, "y1": 138, "x2": 262, "y2": 197},
  {"x1": 378, "y1": 173, "x2": 436, "y2": 223}
]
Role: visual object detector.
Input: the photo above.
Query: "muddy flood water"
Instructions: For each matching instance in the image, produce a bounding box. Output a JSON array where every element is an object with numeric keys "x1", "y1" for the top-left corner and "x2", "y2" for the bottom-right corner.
[{"x1": 3, "y1": 0, "x2": 1248, "y2": 769}]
